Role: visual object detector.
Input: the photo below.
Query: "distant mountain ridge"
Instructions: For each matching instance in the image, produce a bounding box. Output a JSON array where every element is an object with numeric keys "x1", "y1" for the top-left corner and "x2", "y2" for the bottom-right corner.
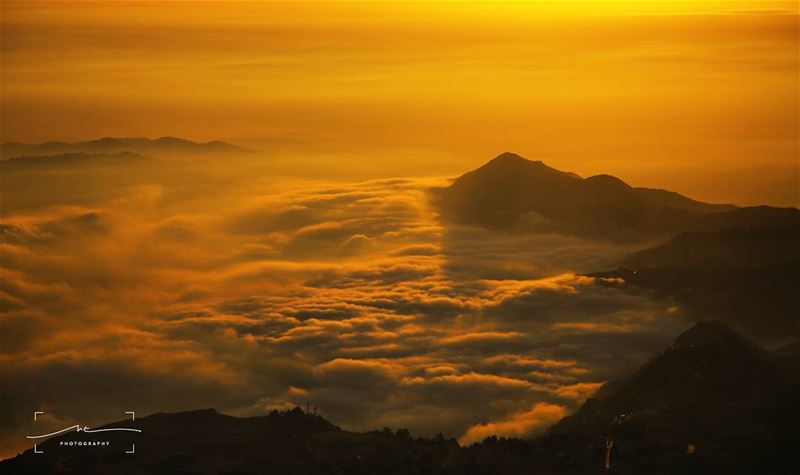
[
  {"x1": 0, "y1": 137, "x2": 252, "y2": 159},
  {"x1": 589, "y1": 223, "x2": 800, "y2": 343},
  {"x1": 436, "y1": 152, "x2": 799, "y2": 239},
  {"x1": 622, "y1": 226, "x2": 800, "y2": 270}
]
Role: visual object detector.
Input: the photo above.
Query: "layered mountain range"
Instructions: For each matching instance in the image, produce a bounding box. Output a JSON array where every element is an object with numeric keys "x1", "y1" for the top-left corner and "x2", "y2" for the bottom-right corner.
[
  {"x1": 439, "y1": 152, "x2": 800, "y2": 342},
  {"x1": 436, "y1": 152, "x2": 799, "y2": 239}
]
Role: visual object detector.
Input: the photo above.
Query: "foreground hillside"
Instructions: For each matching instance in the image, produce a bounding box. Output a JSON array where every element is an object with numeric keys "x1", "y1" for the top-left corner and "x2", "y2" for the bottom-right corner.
[
  {"x1": 547, "y1": 321, "x2": 800, "y2": 474},
  {"x1": 4, "y1": 322, "x2": 797, "y2": 475}
]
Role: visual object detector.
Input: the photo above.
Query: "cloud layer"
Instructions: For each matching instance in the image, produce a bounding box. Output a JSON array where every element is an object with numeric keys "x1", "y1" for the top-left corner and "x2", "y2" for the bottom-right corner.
[{"x1": 0, "y1": 154, "x2": 686, "y2": 457}]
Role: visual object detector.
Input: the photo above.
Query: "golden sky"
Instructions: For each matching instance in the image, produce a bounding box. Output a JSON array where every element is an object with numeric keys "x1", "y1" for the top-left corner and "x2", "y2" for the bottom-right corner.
[
  {"x1": 1, "y1": 1, "x2": 799, "y2": 459},
  {"x1": 2, "y1": 1, "x2": 798, "y2": 206}
]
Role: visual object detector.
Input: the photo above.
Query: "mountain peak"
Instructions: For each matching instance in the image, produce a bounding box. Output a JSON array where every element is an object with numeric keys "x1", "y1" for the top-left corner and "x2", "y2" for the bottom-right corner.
[
  {"x1": 673, "y1": 320, "x2": 748, "y2": 350},
  {"x1": 486, "y1": 152, "x2": 551, "y2": 169},
  {"x1": 154, "y1": 136, "x2": 193, "y2": 145},
  {"x1": 479, "y1": 152, "x2": 570, "y2": 176},
  {"x1": 86, "y1": 137, "x2": 122, "y2": 146},
  {"x1": 490, "y1": 151, "x2": 534, "y2": 163},
  {"x1": 437, "y1": 152, "x2": 763, "y2": 238}
]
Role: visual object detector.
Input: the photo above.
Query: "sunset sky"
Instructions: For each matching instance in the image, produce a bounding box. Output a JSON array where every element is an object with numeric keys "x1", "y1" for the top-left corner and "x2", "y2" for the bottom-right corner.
[
  {"x1": 0, "y1": 0, "x2": 798, "y2": 461},
  {"x1": 2, "y1": 0, "x2": 798, "y2": 204}
]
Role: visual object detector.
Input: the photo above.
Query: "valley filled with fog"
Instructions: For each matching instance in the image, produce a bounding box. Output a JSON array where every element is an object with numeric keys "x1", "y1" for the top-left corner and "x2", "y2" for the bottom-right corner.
[{"x1": 0, "y1": 146, "x2": 691, "y2": 457}]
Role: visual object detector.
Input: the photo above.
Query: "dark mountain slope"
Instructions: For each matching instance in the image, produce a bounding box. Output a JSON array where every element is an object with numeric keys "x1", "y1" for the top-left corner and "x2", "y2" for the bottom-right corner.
[
  {"x1": 0, "y1": 408, "x2": 460, "y2": 475},
  {"x1": 591, "y1": 225, "x2": 800, "y2": 341},
  {"x1": 697, "y1": 205, "x2": 800, "y2": 230},
  {"x1": 623, "y1": 226, "x2": 800, "y2": 270},
  {"x1": 435, "y1": 152, "x2": 797, "y2": 239},
  {"x1": 633, "y1": 186, "x2": 734, "y2": 214},
  {"x1": 436, "y1": 153, "x2": 587, "y2": 228},
  {"x1": 546, "y1": 321, "x2": 799, "y2": 474}
]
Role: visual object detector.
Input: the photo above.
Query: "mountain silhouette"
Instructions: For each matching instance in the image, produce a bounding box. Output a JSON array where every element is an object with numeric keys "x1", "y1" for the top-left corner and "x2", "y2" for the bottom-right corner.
[
  {"x1": 435, "y1": 152, "x2": 798, "y2": 239},
  {"x1": 0, "y1": 137, "x2": 251, "y2": 159},
  {"x1": 4, "y1": 323, "x2": 796, "y2": 474},
  {"x1": 622, "y1": 226, "x2": 800, "y2": 270},
  {"x1": 545, "y1": 321, "x2": 799, "y2": 474},
  {"x1": 590, "y1": 225, "x2": 800, "y2": 342},
  {"x1": 0, "y1": 407, "x2": 461, "y2": 475}
]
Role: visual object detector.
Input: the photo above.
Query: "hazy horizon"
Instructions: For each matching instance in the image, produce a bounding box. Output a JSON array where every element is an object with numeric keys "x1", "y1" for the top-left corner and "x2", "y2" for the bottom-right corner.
[{"x1": 2, "y1": 1, "x2": 798, "y2": 206}]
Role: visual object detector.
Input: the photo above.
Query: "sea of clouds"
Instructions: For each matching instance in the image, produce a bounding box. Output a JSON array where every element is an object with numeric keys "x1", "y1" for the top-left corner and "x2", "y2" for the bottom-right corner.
[{"x1": 0, "y1": 151, "x2": 686, "y2": 457}]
